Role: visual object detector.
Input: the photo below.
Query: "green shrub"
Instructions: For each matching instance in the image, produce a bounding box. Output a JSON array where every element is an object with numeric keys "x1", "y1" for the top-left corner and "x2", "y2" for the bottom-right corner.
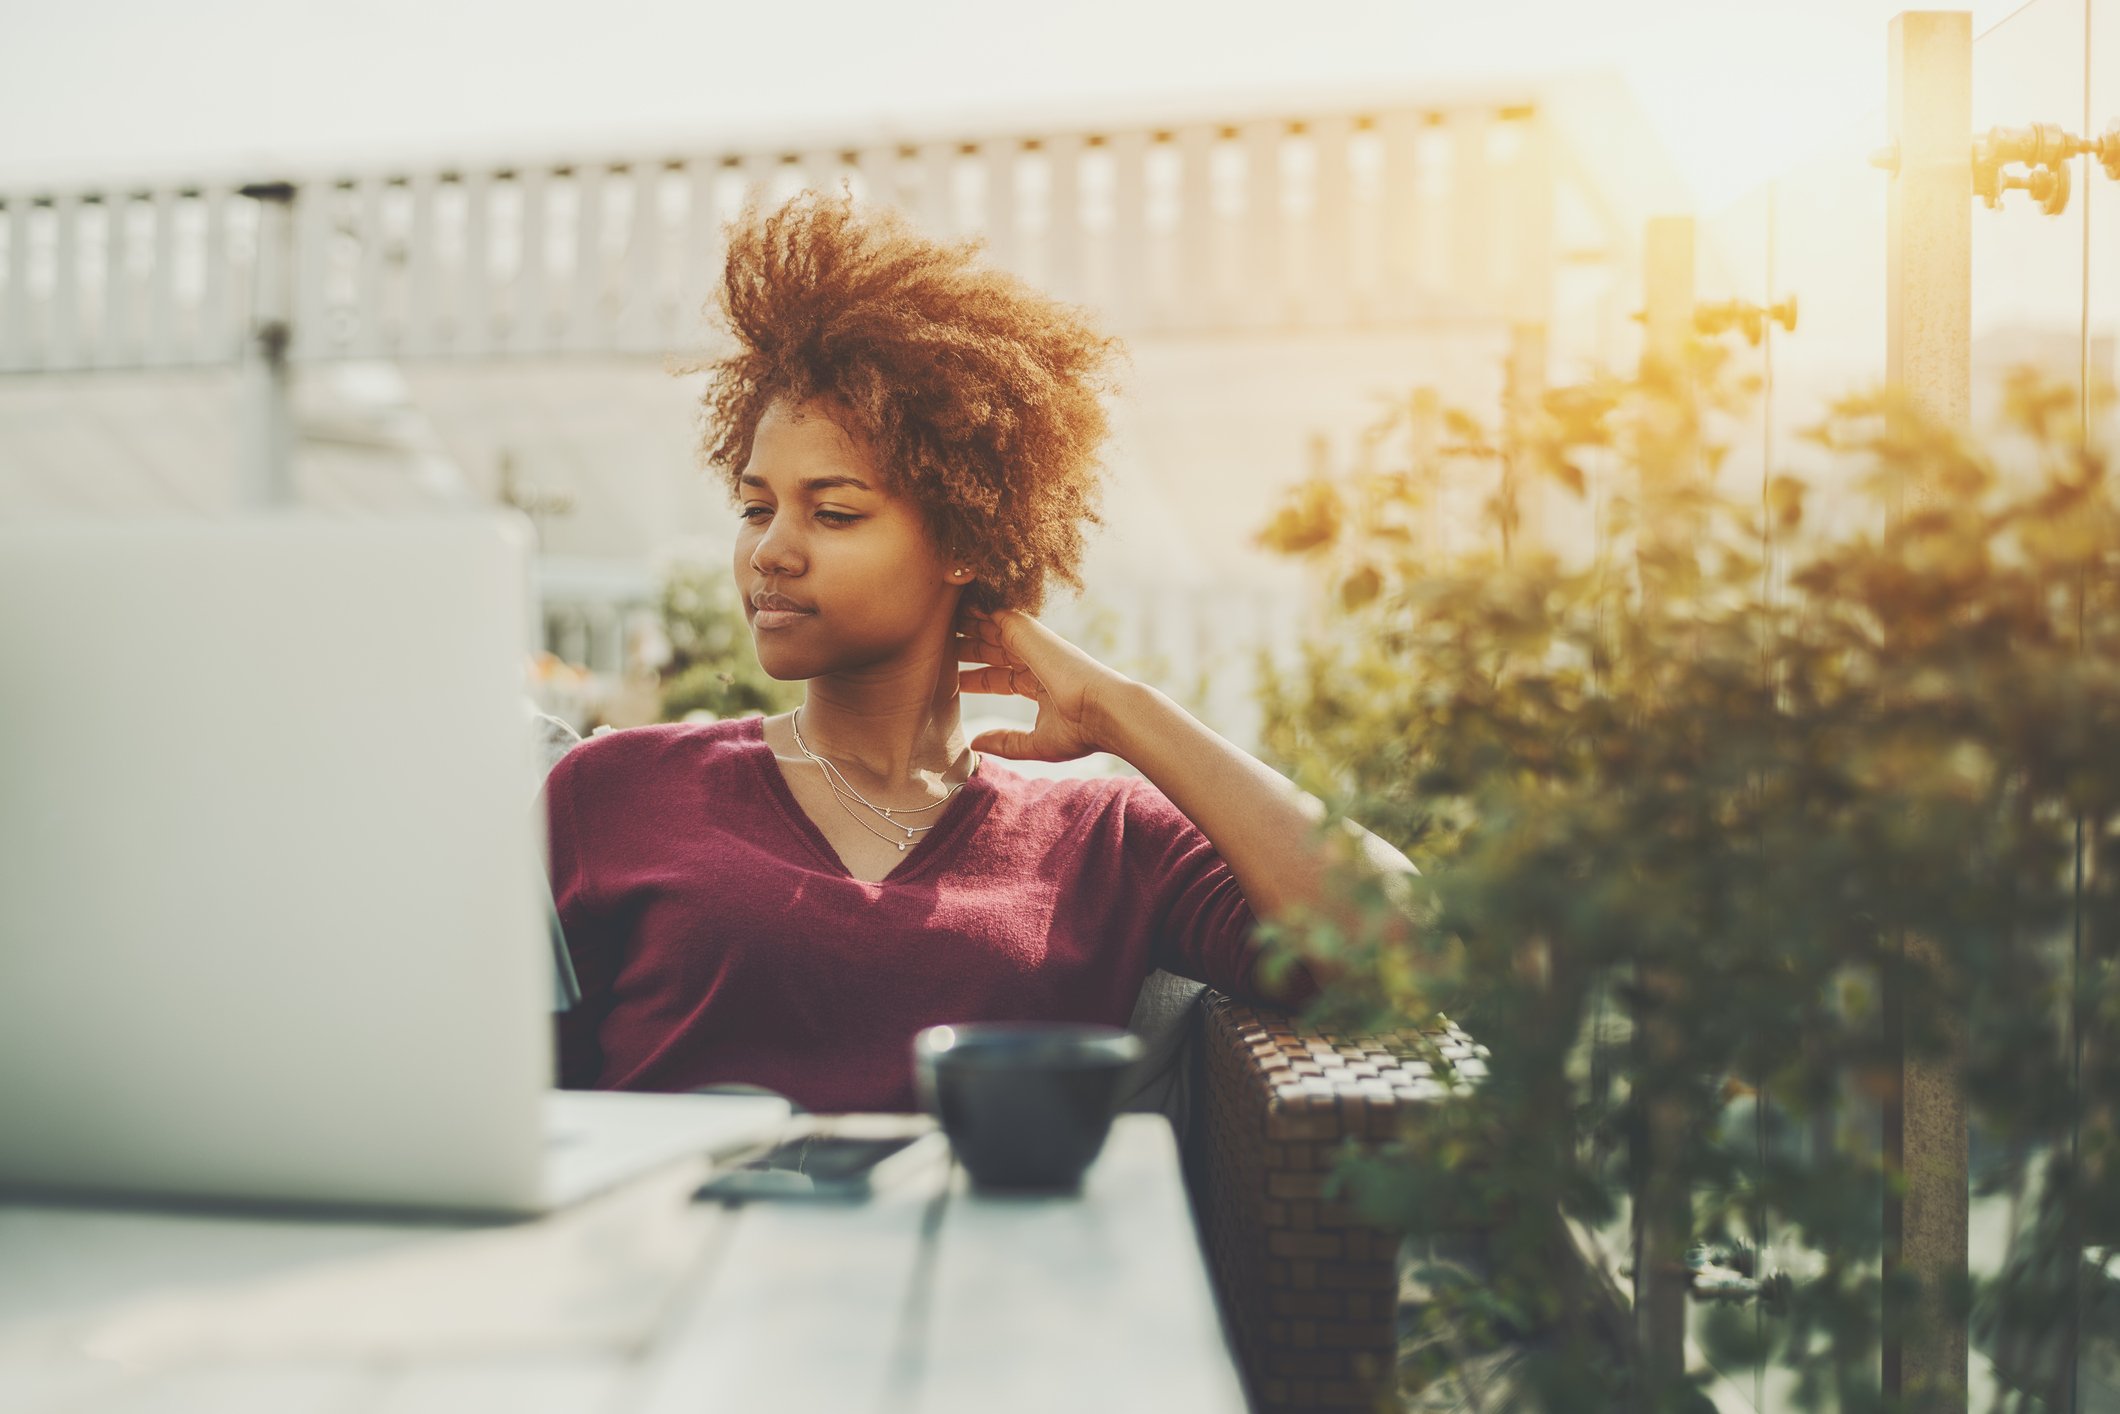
[
  {"x1": 655, "y1": 562, "x2": 801, "y2": 722},
  {"x1": 1256, "y1": 348, "x2": 2120, "y2": 1410}
]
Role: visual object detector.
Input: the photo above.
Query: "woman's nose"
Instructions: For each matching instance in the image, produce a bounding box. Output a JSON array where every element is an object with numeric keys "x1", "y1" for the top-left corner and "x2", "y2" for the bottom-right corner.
[{"x1": 749, "y1": 517, "x2": 804, "y2": 577}]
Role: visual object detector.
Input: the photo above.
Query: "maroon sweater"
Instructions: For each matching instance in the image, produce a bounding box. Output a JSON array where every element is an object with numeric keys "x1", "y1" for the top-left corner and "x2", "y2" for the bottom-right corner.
[{"x1": 541, "y1": 715, "x2": 1307, "y2": 1113}]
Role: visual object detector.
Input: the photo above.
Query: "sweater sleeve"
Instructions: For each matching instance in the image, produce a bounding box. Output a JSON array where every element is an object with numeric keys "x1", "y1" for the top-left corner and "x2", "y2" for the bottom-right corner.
[
  {"x1": 1114, "y1": 778, "x2": 1271, "y2": 1002},
  {"x1": 539, "y1": 746, "x2": 619, "y2": 1088}
]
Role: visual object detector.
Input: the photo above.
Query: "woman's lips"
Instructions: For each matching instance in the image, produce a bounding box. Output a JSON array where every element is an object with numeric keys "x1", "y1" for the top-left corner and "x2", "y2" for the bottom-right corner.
[{"x1": 753, "y1": 607, "x2": 814, "y2": 630}]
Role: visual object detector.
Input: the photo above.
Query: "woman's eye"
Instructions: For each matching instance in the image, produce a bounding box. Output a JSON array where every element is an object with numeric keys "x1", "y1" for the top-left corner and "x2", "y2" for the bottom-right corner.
[{"x1": 738, "y1": 506, "x2": 861, "y2": 526}]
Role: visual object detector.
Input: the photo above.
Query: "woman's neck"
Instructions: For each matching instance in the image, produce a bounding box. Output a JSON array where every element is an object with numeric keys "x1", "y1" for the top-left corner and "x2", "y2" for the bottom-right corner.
[{"x1": 792, "y1": 657, "x2": 973, "y2": 789}]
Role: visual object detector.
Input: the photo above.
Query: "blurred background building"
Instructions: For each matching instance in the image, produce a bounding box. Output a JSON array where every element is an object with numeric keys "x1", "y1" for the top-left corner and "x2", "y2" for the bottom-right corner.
[
  {"x1": 6, "y1": 0, "x2": 2079, "y2": 755},
  {"x1": 0, "y1": 74, "x2": 1685, "y2": 746}
]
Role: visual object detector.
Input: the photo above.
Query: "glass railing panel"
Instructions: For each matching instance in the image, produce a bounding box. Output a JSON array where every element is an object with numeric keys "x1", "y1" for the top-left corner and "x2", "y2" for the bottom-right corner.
[
  {"x1": 1974, "y1": 0, "x2": 2090, "y2": 455},
  {"x1": 1971, "y1": 2, "x2": 2091, "y2": 1408},
  {"x1": 1667, "y1": 8, "x2": 2098, "y2": 1404},
  {"x1": 2039, "y1": 2, "x2": 2120, "y2": 1407},
  {"x1": 1687, "y1": 133, "x2": 1895, "y2": 1413},
  {"x1": 2089, "y1": 0, "x2": 2120, "y2": 453}
]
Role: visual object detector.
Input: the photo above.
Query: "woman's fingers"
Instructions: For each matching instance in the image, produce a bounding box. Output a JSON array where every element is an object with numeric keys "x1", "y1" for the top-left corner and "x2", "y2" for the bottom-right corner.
[
  {"x1": 968, "y1": 612, "x2": 1076, "y2": 665},
  {"x1": 958, "y1": 664, "x2": 1040, "y2": 698},
  {"x1": 952, "y1": 632, "x2": 1026, "y2": 670},
  {"x1": 967, "y1": 726, "x2": 1043, "y2": 760},
  {"x1": 963, "y1": 608, "x2": 1060, "y2": 655}
]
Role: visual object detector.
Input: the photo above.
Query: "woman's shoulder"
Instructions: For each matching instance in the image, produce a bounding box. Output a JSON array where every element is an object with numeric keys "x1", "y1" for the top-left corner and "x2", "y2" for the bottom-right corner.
[
  {"x1": 981, "y1": 760, "x2": 1202, "y2": 839},
  {"x1": 973, "y1": 764, "x2": 1207, "y2": 872},
  {"x1": 975, "y1": 757, "x2": 1147, "y2": 821},
  {"x1": 547, "y1": 715, "x2": 763, "y2": 792}
]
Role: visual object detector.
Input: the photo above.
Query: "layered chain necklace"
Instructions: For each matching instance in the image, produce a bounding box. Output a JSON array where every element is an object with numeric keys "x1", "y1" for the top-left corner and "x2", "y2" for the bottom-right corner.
[{"x1": 791, "y1": 708, "x2": 978, "y2": 853}]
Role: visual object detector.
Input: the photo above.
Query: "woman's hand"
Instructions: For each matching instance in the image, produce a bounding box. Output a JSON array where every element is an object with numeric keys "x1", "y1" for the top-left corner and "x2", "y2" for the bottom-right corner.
[{"x1": 953, "y1": 607, "x2": 1137, "y2": 762}]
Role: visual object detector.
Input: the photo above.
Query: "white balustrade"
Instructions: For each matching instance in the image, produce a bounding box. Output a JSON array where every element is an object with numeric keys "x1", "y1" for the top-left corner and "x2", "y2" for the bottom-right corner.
[
  {"x1": 0, "y1": 98, "x2": 1592, "y2": 374},
  {"x1": 1105, "y1": 131, "x2": 1150, "y2": 330},
  {"x1": 1043, "y1": 134, "x2": 1084, "y2": 302},
  {"x1": 1448, "y1": 111, "x2": 1495, "y2": 314},
  {"x1": 513, "y1": 168, "x2": 549, "y2": 354}
]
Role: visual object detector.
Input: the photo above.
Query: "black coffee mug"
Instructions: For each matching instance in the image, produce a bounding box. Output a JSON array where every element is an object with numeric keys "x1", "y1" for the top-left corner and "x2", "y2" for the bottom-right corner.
[{"x1": 912, "y1": 1022, "x2": 1145, "y2": 1192}]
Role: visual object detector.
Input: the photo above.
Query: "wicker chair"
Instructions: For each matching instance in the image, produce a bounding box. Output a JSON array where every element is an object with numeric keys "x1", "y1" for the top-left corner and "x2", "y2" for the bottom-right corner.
[{"x1": 1183, "y1": 992, "x2": 1479, "y2": 1413}]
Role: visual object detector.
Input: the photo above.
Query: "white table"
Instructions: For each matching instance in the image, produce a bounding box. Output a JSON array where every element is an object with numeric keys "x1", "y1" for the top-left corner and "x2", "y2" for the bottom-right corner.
[{"x1": 0, "y1": 1114, "x2": 1247, "y2": 1414}]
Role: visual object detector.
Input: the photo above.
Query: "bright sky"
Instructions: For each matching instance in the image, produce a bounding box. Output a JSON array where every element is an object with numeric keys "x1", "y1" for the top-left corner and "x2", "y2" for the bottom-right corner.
[{"x1": 1, "y1": 0, "x2": 2029, "y2": 209}]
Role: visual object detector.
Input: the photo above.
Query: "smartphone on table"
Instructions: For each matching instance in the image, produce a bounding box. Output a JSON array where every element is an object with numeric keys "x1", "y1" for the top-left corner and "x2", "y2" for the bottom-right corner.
[{"x1": 694, "y1": 1125, "x2": 934, "y2": 1204}]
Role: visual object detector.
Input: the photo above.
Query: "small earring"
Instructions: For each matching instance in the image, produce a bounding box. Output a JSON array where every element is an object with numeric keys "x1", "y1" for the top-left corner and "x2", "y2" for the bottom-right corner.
[{"x1": 954, "y1": 567, "x2": 969, "y2": 578}]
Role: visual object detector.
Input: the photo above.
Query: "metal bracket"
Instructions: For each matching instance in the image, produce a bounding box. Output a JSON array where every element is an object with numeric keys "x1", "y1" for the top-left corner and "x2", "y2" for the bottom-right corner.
[
  {"x1": 1873, "y1": 120, "x2": 2120, "y2": 217},
  {"x1": 1694, "y1": 295, "x2": 1798, "y2": 346}
]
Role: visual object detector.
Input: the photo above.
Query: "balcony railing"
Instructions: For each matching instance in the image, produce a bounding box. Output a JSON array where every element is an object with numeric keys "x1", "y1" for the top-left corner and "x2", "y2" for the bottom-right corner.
[{"x1": 0, "y1": 99, "x2": 1570, "y2": 374}]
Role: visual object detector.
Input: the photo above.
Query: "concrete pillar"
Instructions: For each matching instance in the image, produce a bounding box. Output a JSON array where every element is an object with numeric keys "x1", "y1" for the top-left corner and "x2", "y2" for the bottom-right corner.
[
  {"x1": 49, "y1": 193, "x2": 79, "y2": 368},
  {"x1": 1508, "y1": 116, "x2": 1556, "y2": 331},
  {"x1": 98, "y1": 191, "x2": 131, "y2": 369},
  {"x1": 1640, "y1": 215, "x2": 1696, "y2": 370},
  {"x1": 1447, "y1": 109, "x2": 1494, "y2": 314},
  {"x1": 1240, "y1": 118, "x2": 1285, "y2": 329},
  {"x1": 1882, "y1": 12, "x2": 1972, "y2": 1408},
  {"x1": 145, "y1": 187, "x2": 180, "y2": 366},
  {"x1": 200, "y1": 186, "x2": 232, "y2": 363},
  {"x1": 981, "y1": 140, "x2": 1019, "y2": 272},
  {"x1": 460, "y1": 171, "x2": 495, "y2": 357},
  {"x1": 919, "y1": 143, "x2": 957, "y2": 241},
  {"x1": 1886, "y1": 12, "x2": 1974, "y2": 482},
  {"x1": 354, "y1": 174, "x2": 389, "y2": 359},
  {"x1": 1377, "y1": 110, "x2": 1422, "y2": 323},
  {"x1": 405, "y1": 170, "x2": 441, "y2": 357},
  {"x1": 235, "y1": 181, "x2": 296, "y2": 509},
  {"x1": 1174, "y1": 124, "x2": 1217, "y2": 331},
  {"x1": 1306, "y1": 115, "x2": 1355, "y2": 330},
  {"x1": 681, "y1": 160, "x2": 726, "y2": 339},
  {"x1": 0, "y1": 195, "x2": 28, "y2": 371},
  {"x1": 1503, "y1": 321, "x2": 1548, "y2": 557},
  {"x1": 1108, "y1": 132, "x2": 1150, "y2": 332},
  {"x1": 1043, "y1": 134, "x2": 1085, "y2": 303},
  {"x1": 568, "y1": 165, "x2": 609, "y2": 354},
  {"x1": 798, "y1": 148, "x2": 848, "y2": 200},
  {"x1": 619, "y1": 162, "x2": 662, "y2": 353},
  {"x1": 857, "y1": 144, "x2": 904, "y2": 210},
  {"x1": 513, "y1": 168, "x2": 550, "y2": 354}
]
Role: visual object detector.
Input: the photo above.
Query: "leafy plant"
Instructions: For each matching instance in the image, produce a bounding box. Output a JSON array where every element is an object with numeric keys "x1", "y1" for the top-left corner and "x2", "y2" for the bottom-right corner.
[
  {"x1": 1253, "y1": 346, "x2": 2120, "y2": 1411},
  {"x1": 655, "y1": 561, "x2": 801, "y2": 722}
]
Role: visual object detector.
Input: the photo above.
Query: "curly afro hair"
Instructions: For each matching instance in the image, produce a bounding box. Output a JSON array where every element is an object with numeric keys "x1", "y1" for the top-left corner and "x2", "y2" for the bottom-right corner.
[{"x1": 679, "y1": 188, "x2": 1126, "y2": 615}]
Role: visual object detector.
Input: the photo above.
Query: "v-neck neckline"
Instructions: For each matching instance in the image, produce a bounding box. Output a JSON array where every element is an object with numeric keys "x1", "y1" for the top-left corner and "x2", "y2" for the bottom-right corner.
[{"x1": 739, "y1": 713, "x2": 996, "y2": 886}]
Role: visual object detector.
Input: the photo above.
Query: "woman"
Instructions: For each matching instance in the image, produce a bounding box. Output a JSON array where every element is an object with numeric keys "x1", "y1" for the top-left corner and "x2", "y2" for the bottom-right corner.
[{"x1": 542, "y1": 191, "x2": 1413, "y2": 1113}]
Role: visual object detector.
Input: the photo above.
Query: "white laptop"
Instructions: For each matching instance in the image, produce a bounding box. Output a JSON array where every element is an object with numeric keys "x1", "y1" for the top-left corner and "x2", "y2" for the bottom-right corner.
[{"x1": 0, "y1": 513, "x2": 788, "y2": 1216}]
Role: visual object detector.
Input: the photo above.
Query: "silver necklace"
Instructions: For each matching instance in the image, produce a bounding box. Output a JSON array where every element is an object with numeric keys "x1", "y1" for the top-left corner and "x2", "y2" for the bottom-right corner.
[
  {"x1": 823, "y1": 783, "x2": 941, "y2": 854},
  {"x1": 791, "y1": 709, "x2": 977, "y2": 851}
]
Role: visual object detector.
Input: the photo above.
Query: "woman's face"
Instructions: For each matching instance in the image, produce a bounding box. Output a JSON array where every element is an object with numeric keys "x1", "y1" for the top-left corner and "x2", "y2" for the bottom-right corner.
[{"x1": 734, "y1": 397, "x2": 963, "y2": 680}]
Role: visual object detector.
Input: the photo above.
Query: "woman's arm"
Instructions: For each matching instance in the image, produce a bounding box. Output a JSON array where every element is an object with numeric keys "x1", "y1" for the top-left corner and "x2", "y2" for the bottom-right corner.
[
  {"x1": 1094, "y1": 679, "x2": 1416, "y2": 1000},
  {"x1": 958, "y1": 610, "x2": 1417, "y2": 1004}
]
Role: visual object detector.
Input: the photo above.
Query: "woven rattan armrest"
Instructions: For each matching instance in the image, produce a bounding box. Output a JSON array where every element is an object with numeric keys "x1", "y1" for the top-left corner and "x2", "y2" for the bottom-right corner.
[{"x1": 1188, "y1": 991, "x2": 1476, "y2": 1413}]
